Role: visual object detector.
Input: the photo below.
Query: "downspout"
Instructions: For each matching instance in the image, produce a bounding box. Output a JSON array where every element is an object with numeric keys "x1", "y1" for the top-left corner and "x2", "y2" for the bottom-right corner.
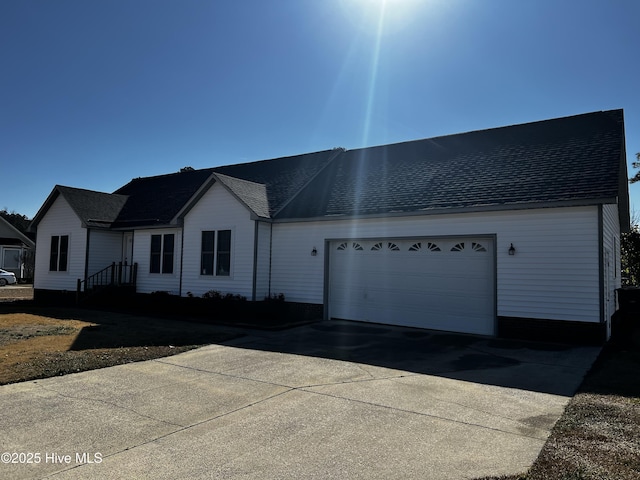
[
  {"x1": 598, "y1": 204, "x2": 605, "y2": 324},
  {"x1": 84, "y1": 228, "x2": 91, "y2": 282},
  {"x1": 268, "y1": 222, "x2": 273, "y2": 297},
  {"x1": 251, "y1": 220, "x2": 259, "y2": 301},
  {"x1": 179, "y1": 225, "x2": 185, "y2": 297}
]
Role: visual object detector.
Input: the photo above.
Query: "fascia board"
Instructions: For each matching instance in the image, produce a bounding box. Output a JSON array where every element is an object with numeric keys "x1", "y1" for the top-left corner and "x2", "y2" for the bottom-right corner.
[{"x1": 271, "y1": 198, "x2": 617, "y2": 224}]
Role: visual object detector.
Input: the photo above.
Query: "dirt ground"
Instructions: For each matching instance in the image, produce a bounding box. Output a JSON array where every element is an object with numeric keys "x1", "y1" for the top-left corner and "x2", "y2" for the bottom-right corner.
[
  {"x1": 0, "y1": 285, "x2": 34, "y2": 301},
  {"x1": 0, "y1": 304, "x2": 239, "y2": 385}
]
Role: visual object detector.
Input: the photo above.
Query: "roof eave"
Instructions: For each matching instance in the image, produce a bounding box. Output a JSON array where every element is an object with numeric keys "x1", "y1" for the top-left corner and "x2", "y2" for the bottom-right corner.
[{"x1": 272, "y1": 198, "x2": 618, "y2": 223}]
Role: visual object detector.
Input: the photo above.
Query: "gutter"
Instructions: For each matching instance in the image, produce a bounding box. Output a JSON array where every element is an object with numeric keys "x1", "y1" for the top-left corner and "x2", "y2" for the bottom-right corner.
[{"x1": 270, "y1": 197, "x2": 620, "y2": 224}]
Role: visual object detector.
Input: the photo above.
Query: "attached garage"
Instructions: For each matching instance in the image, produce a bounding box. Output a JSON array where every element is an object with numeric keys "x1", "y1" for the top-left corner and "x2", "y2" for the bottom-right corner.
[{"x1": 328, "y1": 237, "x2": 495, "y2": 335}]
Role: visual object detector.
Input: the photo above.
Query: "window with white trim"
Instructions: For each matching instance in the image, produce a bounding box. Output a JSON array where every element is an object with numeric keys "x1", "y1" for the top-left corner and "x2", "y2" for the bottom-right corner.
[
  {"x1": 150, "y1": 234, "x2": 174, "y2": 274},
  {"x1": 49, "y1": 235, "x2": 69, "y2": 271},
  {"x1": 201, "y1": 230, "x2": 231, "y2": 276}
]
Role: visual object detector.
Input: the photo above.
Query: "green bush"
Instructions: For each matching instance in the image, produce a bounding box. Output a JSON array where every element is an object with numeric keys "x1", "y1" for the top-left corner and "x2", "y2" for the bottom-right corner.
[{"x1": 621, "y1": 228, "x2": 640, "y2": 286}]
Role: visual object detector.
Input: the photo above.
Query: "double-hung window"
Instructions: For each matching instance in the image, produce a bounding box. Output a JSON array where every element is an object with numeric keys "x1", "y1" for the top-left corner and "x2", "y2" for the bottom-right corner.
[
  {"x1": 49, "y1": 235, "x2": 69, "y2": 272},
  {"x1": 201, "y1": 230, "x2": 231, "y2": 276},
  {"x1": 150, "y1": 234, "x2": 174, "y2": 274}
]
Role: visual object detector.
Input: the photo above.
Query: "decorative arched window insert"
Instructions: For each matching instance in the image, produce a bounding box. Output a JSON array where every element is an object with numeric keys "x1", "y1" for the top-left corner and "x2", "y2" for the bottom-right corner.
[
  {"x1": 472, "y1": 242, "x2": 487, "y2": 252},
  {"x1": 451, "y1": 242, "x2": 465, "y2": 252}
]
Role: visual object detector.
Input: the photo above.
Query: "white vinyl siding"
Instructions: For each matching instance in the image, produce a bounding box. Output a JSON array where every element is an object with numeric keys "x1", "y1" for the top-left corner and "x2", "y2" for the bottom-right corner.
[
  {"x1": 602, "y1": 203, "x2": 621, "y2": 287},
  {"x1": 602, "y1": 203, "x2": 621, "y2": 332},
  {"x1": 87, "y1": 230, "x2": 123, "y2": 277},
  {"x1": 254, "y1": 221, "x2": 272, "y2": 300},
  {"x1": 133, "y1": 228, "x2": 181, "y2": 294},
  {"x1": 181, "y1": 182, "x2": 255, "y2": 298},
  {"x1": 34, "y1": 195, "x2": 86, "y2": 291},
  {"x1": 271, "y1": 206, "x2": 601, "y2": 323}
]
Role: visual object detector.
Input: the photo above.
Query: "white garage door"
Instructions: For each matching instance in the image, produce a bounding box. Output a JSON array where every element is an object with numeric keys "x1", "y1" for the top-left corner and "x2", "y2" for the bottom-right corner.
[{"x1": 328, "y1": 237, "x2": 495, "y2": 335}]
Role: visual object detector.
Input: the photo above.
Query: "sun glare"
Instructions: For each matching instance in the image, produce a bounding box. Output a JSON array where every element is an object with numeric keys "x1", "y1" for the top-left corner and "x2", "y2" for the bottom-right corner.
[{"x1": 340, "y1": 0, "x2": 425, "y2": 36}]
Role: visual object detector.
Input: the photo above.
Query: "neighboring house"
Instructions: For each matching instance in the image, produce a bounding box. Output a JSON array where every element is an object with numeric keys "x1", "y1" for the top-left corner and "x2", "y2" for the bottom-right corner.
[
  {"x1": 30, "y1": 110, "x2": 629, "y2": 343},
  {"x1": 0, "y1": 215, "x2": 35, "y2": 282}
]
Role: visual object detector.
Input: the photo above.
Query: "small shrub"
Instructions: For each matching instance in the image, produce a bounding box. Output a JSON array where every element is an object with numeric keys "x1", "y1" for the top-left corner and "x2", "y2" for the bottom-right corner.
[
  {"x1": 202, "y1": 290, "x2": 246, "y2": 302},
  {"x1": 202, "y1": 290, "x2": 223, "y2": 300},
  {"x1": 150, "y1": 291, "x2": 173, "y2": 297},
  {"x1": 264, "y1": 293, "x2": 285, "y2": 302}
]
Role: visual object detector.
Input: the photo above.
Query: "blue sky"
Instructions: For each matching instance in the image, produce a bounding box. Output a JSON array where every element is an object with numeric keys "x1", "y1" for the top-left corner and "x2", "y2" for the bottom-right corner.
[{"x1": 2, "y1": 0, "x2": 640, "y2": 220}]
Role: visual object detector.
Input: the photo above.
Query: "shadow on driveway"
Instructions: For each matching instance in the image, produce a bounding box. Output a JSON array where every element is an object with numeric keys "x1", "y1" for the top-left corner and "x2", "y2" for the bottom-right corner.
[{"x1": 225, "y1": 320, "x2": 601, "y2": 397}]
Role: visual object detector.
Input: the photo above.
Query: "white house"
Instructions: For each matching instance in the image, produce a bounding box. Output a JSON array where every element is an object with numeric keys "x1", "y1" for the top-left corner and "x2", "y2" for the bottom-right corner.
[
  {"x1": 0, "y1": 215, "x2": 35, "y2": 282},
  {"x1": 30, "y1": 110, "x2": 630, "y2": 343}
]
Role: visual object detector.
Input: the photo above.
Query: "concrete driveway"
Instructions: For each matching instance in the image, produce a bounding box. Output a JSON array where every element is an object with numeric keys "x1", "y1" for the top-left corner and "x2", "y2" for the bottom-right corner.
[{"x1": 0, "y1": 320, "x2": 600, "y2": 479}]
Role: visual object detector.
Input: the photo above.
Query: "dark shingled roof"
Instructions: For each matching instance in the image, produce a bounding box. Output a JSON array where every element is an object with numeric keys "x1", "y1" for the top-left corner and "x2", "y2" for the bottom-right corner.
[
  {"x1": 113, "y1": 169, "x2": 213, "y2": 227},
  {"x1": 109, "y1": 149, "x2": 339, "y2": 226},
  {"x1": 277, "y1": 109, "x2": 626, "y2": 219},
  {"x1": 212, "y1": 173, "x2": 270, "y2": 219},
  {"x1": 211, "y1": 149, "x2": 341, "y2": 215},
  {"x1": 31, "y1": 110, "x2": 628, "y2": 231},
  {"x1": 56, "y1": 186, "x2": 128, "y2": 228}
]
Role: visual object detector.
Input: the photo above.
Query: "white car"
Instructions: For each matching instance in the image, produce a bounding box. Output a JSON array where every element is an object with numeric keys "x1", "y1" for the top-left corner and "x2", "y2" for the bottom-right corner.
[{"x1": 0, "y1": 269, "x2": 17, "y2": 286}]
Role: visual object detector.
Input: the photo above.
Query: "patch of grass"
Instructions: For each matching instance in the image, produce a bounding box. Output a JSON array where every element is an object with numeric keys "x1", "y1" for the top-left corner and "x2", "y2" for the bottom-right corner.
[{"x1": 0, "y1": 305, "x2": 240, "y2": 385}]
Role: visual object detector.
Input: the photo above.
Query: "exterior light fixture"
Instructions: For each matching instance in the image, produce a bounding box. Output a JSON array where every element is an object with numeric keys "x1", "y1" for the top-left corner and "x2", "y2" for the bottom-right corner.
[
  {"x1": 508, "y1": 243, "x2": 516, "y2": 256},
  {"x1": 311, "y1": 247, "x2": 317, "y2": 256}
]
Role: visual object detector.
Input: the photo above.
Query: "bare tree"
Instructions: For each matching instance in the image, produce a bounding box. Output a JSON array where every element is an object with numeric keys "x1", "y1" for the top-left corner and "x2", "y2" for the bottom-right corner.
[{"x1": 630, "y1": 152, "x2": 640, "y2": 183}]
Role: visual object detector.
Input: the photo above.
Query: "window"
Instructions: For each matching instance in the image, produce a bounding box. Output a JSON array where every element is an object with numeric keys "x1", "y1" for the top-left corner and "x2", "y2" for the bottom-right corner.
[
  {"x1": 162, "y1": 234, "x2": 174, "y2": 274},
  {"x1": 451, "y1": 242, "x2": 465, "y2": 252},
  {"x1": 3, "y1": 249, "x2": 20, "y2": 269},
  {"x1": 201, "y1": 231, "x2": 215, "y2": 275},
  {"x1": 216, "y1": 230, "x2": 231, "y2": 276},
  {"x1": 472, "y1": 242, "x2": 487, "y2": 252},
  {"x1": 201, "y1": 230, "x2": 231, "y2": 276},
  {"x1": 150, "y1": 234, "x2": 174, "y2": 274},
  {"x1": 426, "y1": 242, "x2": 441, "y2": 252},
  {"x1": 49, "y1": 235, "x2": 69, "y2": 272}
]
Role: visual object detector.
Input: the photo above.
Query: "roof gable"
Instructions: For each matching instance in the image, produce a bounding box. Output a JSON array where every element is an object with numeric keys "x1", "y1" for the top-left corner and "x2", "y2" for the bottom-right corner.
[
  {"x1": 212, "y1": 149, "x2": 341, "y2": 216},
  {"x1": 31, "y1": 186, "x2": 128, "y2": 229},
  {"x1": 212, "y1": 174, "x2": 270, "y2": 219},
  {"x1": 0, "y1": 216, "x2": 35, "y2": 248}
]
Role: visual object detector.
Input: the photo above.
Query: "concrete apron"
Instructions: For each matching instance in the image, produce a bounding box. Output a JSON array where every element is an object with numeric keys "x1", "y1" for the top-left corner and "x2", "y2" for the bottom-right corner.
[{"x1": 0, "y1": 320, "x2": 600, "y2": 480}]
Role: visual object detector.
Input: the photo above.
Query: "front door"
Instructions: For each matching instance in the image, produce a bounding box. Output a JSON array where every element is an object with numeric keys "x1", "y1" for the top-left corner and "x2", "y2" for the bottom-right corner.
[
  {"x1": 122, "y1": 233, "x2": 134, "y2": 284},
  {"x1": 122, "y1": 233, "x2": 133, "y2": 264}
]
